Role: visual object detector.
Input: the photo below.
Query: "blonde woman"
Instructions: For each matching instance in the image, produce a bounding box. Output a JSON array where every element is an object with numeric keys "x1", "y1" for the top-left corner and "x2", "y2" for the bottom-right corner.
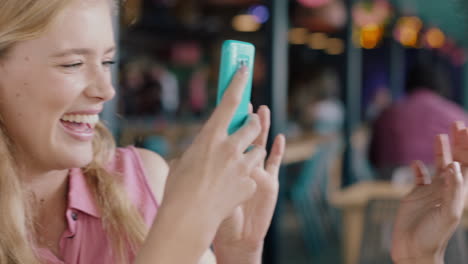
[
  {"x1": 0, "y1": 0, "x2": 466, "y2": 264},
  {"x1": 0, "y1": 0, "x2": 285, "y2": 263}
]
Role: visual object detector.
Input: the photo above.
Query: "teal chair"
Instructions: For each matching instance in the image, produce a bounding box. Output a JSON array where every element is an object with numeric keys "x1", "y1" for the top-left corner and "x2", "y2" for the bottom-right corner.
[
  {"x1": 141, "y1": 135, "x2": 170, "y2": 157},
  {"x1": 291, "y1": 139, "x2": 342, "y2": 262}
]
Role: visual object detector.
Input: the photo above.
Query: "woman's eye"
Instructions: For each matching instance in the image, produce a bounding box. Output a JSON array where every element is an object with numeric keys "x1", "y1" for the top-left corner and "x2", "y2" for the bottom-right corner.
[
  {"x1": 103, "y1": 60, "x2": 116, "y2": 67},
  {"x1": 61, "y1": 62, "x2": 83, "y2": 68}
]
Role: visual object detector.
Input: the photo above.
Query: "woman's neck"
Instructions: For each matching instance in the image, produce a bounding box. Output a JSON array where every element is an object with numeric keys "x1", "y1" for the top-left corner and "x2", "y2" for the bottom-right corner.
[
  {"x1": 21, "y1": 169, "x2": 70, "y2": 256},
  {"x1": 20, "y1": 168, "x2": 70, "y2": 209}
]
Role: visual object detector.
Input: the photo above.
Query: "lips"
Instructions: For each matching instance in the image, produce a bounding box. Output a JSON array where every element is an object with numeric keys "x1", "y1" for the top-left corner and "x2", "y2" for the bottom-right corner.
[
  {"x1": 59, "y1": 113, "x2": 99, "y2": 142},
  {"x1": 60, "y1": 116, "x2": 98, "y2": 142},
  {"x1": 60, "y1": 120, "x2": 92, "y2": 133}
]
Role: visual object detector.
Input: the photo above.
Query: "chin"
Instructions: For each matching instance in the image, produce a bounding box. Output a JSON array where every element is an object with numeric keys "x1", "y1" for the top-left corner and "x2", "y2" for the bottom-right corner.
[{"x1": 58, "y1": 143, "x2": 95, "y2": 169}]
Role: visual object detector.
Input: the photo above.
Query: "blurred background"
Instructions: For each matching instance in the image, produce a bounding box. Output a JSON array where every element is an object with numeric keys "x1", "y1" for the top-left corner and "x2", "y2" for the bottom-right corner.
[{"x1": 103, "y1": 0, "x2": 468, "y2": 263}]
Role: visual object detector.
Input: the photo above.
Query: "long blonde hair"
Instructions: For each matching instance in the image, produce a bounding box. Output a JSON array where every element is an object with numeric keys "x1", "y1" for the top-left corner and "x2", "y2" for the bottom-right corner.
[{"x1": 0, "y1": 0, "x2": 147, "y2": 263}]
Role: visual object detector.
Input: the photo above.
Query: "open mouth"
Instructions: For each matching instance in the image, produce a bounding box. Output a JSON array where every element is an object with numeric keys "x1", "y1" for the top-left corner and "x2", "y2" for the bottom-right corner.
[{"x1": 59, "y1": 114, "x2": 99, "y2": 140}]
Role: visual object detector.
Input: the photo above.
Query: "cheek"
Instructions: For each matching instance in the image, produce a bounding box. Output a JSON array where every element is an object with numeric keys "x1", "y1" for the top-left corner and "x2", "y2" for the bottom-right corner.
[
  {"x1": 21, "y1": 70, "x2": 87, "y2": 115},
  {"x1": 0, "y1": 66, "x2": 87, "y2": 138},
  {"x1": 46, "y1": 73, "x2": 87, "y2": 107}
]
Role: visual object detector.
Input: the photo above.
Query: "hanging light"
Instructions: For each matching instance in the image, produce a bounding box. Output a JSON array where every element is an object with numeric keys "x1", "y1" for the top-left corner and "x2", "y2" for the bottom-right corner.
[
  {"x1": 326, "y1": 38, "x2": 344, "y2": 55},
  {"x1": 307, "y1": 32, "x2": 328, "y2": 49},
  {"x1": 232, "y1": 14, "x2": 261, "y2": 32},
  {"x1": 425, "y1": 28, "x2": 445, "y2": 49},
  {"x1": 289, "y1": 27, "x2": 308, "y2": 45},
  {"x1": 360, "y1": 23, "x2": 383, "y2": 49},
  {"x1": 394, "y1": 16, "x2": 422, "y2": 47}
]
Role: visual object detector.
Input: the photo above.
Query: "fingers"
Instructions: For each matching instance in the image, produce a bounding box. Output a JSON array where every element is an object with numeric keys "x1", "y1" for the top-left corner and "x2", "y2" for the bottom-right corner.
[
  {"x1": 209, "y1": 66, "x2": 249, "y2": 132},
  {"x1": 451, "y1": 121, "x2": 465, "y2": 147},
  {"x1": 451, "y1": 121, "x2": 465, "y2": 162},
  {"x1": 460, "y1": 129, "x2": 468, "y2": 156},
  {"x1": 229, "y1": 114, "x2": 262, "y2": 151},
  {"x1": 441, "y1": 162, "x2": 464, "y2": 225},
  {"x1": 435, "y1": 134, "x2": 453, "y2": 173},
  {"x1": 447, "y1": 122, "x2": 468, "y2": 189},
  {"x1": 411, "y1": 160, "x2": 431, "y2": 185},
  {"x1": 444, "y1": 162, "x2": 463, "y2": 189},
  {"x1": 252, "y1": 106, "x2": 271, "y2": 149},
  {"x1": 244, "y1": 145, "x2": 268, "y2": 173},
  {"x1": 248, "y1": 103, "x2": 253, "y2": 114},
  {"x1": 266, "y1": 134, "x2": 286, "y2": 178}
]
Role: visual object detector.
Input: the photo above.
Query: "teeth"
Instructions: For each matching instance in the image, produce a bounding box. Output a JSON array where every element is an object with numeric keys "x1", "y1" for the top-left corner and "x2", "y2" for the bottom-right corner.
[{"x1": 61, "y1": 114, "x2": 99, "y2": 125}]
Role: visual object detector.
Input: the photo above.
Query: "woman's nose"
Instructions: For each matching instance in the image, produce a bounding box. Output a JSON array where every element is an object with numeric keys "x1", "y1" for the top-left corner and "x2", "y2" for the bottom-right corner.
[{"x1": 84, "y1": 67, "x2": 116, "y2": 102}]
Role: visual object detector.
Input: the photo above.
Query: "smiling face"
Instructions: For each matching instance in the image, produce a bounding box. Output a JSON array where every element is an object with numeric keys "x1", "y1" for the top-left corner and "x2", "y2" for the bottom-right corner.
[{"x1": 0, "y1": 0, "x2": 116, "y2": 173}]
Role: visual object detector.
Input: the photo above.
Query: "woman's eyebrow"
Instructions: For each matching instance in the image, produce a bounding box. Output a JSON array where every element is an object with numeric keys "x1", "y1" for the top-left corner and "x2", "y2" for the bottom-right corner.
[{"x1": 49, "y1": 46, "x2": 116, "y2": 58}]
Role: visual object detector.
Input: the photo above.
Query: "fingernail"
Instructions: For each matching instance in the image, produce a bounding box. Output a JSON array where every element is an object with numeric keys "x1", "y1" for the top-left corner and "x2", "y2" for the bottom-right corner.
[{"x1": 452, "y1": 161, "x2": 461, "y2": 172}]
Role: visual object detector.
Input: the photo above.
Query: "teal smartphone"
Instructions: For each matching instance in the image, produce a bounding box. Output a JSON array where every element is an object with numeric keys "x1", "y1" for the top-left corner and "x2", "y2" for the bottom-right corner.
[{"x1": 216, "y1": 40, "x2": 255, "y2": 135}]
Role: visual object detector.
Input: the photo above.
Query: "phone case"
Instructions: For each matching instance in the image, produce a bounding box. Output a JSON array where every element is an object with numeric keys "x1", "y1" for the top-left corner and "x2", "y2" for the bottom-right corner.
[{"x1": 216, "y1": 40, "x2": 255, "y2": 135}]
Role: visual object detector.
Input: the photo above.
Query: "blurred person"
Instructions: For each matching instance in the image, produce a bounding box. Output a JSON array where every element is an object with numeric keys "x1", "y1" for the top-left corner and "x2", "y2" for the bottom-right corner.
[
  {"x1": 365, "y1": 85, "x2": 392, "y2": 122},
  {"x1": 369, "y1": 63, "x2": 468, "y2": 180},
  {"x1": 188, "y1": 65, "x2": 209, "y2": 117},
  {"x1": 291, "y1": 67, "x2": 344, "y2": 135},
  {"x1": 149, "y1": 63, "x2": 179, "y2": 119},
  {"x1": 0, "y1": 0, "x2": 465, "y2": 264},
  {"x1": 138, "y1": 72, "x2": 162, "y2": 115},
  {"x1": 0, "y1": 0, "x2": 285, "y2": 263},
  {"x1": 120, "y1": 59, "x2": 146, "y2": 115}
]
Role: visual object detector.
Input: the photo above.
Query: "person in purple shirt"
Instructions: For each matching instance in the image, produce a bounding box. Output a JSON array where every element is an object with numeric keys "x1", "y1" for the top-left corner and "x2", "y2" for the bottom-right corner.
[{"x1": 370, "y1": 63, "x2": 468, "y2": 180}]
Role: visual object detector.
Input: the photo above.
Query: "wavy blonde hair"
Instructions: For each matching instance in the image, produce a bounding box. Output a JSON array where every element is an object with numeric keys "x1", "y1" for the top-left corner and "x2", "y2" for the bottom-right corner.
[{"x1": 0, "y1": 0, "x2": 147, "y2": 263}]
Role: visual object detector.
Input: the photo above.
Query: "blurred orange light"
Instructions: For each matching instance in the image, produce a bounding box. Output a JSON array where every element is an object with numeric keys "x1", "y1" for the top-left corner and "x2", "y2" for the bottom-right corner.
[
  {"x1": 232, "y1": 15, "x2": 261, "y2": 32},
  {"x1": 425, "y1": 28, "x2": 445, "y2": 49},
  {"x1": 307, "y1": 33, "x2": 328, "y2": 50},
  {"x1": 394, "y1": 16, "x2": 423, "y2": 47},
  {"x1": 399, "y1": 16, "x2": 423, "y2": 31},
  {"x1": 399, "y1": 27, "x2": 418, "y2": 47},
  {"x1": 326, "y1": 38, "x2": 344, "y2": 55},
  {"x1": 289, "y1": 28, "x2": 308, "y2": 45},
  {"x1": 360, "y1": 24, "x2": 383, "y2": 49}
]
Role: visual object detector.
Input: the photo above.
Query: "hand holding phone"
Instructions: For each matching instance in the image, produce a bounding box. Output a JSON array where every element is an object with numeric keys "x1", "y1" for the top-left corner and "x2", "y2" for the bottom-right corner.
[{"x1": 216, "y1": 40, "x2": 255, "y2": 135}]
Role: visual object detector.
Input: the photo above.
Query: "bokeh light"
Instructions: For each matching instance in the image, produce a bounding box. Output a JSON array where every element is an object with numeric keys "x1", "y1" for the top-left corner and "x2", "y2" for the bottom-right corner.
[
  {"x1": 326, "y1": 38, "x2": 345, "y2": 55},
  {"x1": 247, "y1": 5, "x2": 270, "y2": 24},
  {"x1": 232, "y1": 14, "x2": 261, "y2": 32},
  {"x1": 289, "y1": 27, "x2": 308, "y2": 45},
  {"x1": 307, "y1": 32, "x2": 328, "y2": 50},
  {"x1": 394, "y1": 16, "x2": 423, "y2": 47},
  {"x1": 360, "y1": 24, "x2": 383, "y2": 49},
  {"x1": 297, "y1": 0, "x2": 331, "y2": 8},
  {"x1": 425, "y1": 28, "x2": 445, "y2": 49}
]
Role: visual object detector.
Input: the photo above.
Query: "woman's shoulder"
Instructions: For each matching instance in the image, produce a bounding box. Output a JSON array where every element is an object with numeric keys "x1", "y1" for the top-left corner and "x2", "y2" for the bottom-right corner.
[
  {"x1": 112, "y1": 146, "x2": 169, "y2": 205},
  {"x1": 132, "y1": 147, "x2": 169, "y2": 203}
]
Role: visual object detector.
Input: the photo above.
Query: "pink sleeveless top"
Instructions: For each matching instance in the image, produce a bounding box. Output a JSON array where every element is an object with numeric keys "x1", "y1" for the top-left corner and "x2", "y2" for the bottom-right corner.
[{"x1": 36, "y1": 146, "x2": 159, "y2": 264}]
